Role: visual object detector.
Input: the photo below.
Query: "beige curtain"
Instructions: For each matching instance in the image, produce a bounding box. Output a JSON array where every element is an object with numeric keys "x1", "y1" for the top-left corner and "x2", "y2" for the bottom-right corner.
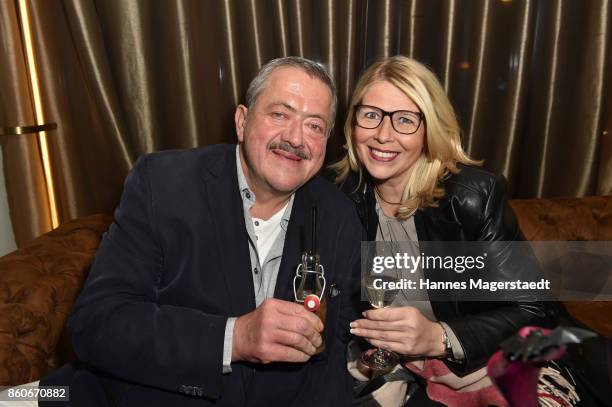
[{"x1": 1, "y1": 0, "x2": 610, "y2": 245}]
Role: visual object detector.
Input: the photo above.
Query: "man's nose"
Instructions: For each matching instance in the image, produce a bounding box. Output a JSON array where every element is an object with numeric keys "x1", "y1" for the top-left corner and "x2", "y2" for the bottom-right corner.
[
  {"x1": 373, "y1": 116, "x2": 395, "y2": 144},
  {"x1": 281, "y1": 120, "x2": 304, "y2": 147}
]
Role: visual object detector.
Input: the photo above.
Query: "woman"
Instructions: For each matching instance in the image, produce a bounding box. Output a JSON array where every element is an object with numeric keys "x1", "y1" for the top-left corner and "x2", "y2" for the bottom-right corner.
[{"x1": 333, "y1": 56, "x2": 571, "y2": 406}]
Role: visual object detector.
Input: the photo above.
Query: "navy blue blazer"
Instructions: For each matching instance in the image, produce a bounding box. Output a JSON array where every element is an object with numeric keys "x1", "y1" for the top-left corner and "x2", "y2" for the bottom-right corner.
[{"x1": 42, "y1": 144, "x2": 362, "y2": 406}]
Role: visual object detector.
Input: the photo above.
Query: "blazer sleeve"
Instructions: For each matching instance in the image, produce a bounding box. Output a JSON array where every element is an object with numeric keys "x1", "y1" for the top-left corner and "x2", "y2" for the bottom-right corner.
[
  {"x1": 443, "y1": 174, "x2": 559, "y2": 375},
  {"x1": 68, "y1": 155, "x2": 227, "y2": 400}
]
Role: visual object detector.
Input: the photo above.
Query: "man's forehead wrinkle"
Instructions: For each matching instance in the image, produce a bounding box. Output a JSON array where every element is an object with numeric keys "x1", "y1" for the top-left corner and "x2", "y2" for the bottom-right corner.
[
  {"x1": 286, "y1": 81, "x2": 304, "y2": 94},
  {"x1": 267, "y1": 101, "x2": 297, "y2": 112},
  {"x1": 264, "y1": 98, "x2": 329, "y2": 122}
]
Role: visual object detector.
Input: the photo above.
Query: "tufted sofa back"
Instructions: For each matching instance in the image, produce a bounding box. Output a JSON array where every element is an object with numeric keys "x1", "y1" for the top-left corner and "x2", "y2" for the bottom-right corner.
[
  {"x1": 509, "y1": 196, "x2": 612, "y2": 241},
  {"x1": 0, "y1": 197, "x2": 611, "y2": 386}
]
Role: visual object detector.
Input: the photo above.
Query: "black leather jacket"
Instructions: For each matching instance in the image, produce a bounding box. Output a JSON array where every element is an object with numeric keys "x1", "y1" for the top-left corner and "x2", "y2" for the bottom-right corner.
[{"x1": 339, "y1": 164, "x2": 558, "y2": 375}]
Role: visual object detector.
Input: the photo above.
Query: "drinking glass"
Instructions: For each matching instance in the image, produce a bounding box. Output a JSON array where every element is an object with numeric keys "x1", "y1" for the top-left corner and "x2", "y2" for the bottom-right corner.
[{"x1": 360, "y1": 273, "x2": 401, "y2": 374}]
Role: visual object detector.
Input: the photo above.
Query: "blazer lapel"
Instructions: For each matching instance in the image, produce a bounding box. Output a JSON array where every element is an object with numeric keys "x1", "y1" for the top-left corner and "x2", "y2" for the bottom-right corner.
[
  {"x1": 274, "y1": 184, "x2": 312, "y2": 301},
  {"x1": 203, "y1": 149, "x2": 256, "y2": 316}
]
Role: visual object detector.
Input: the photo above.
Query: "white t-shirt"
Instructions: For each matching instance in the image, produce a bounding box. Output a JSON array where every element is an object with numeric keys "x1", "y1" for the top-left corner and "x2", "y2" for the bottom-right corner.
[{"x1": 251, "y1": 201, "x2": 288, "y2": 263}]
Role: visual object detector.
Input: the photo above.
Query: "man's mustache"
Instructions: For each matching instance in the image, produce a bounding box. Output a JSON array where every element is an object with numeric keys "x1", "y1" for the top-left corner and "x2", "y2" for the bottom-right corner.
[{"x1": 268, "y1": 141, "x2": 310, "y2": 160}]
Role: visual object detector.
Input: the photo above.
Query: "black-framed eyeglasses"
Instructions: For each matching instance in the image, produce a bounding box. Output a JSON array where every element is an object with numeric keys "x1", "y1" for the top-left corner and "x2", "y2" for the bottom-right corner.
[{"x1": 354, "y1": 104, "x2": 424, "y2": 135}]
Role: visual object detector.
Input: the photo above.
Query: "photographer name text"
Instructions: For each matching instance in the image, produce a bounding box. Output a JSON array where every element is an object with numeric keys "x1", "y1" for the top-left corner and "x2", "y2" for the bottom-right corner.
[{"x1": 370, "y1": 277, "x2": 551, "y2": 292}]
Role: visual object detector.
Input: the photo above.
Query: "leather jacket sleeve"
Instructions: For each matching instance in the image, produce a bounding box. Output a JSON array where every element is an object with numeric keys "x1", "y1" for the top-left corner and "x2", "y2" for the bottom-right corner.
[{"x1": 441, "y1": 172, "x2": 559, "y2": 375}]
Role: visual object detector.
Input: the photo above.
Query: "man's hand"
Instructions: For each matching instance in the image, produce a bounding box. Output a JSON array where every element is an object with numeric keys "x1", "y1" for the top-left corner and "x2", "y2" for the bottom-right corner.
[
  {"x1": 232, "y1": 298, "x2": 324, "y2": 364},
  {"x1": 349, "y1": 306, "x2": 445, "y2": 357}
]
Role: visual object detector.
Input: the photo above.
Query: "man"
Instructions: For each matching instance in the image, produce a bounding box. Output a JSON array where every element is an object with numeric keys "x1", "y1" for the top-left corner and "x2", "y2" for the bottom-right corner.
[{"x1": 40, "y1": 57, "x2": 362, "y2": 406}]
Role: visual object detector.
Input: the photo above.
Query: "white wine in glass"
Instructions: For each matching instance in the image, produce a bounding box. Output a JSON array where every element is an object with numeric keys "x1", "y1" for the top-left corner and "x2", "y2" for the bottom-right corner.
[
  {"x1": 360, "y1": 274, "x2": 401, "y2": 375},
  {"x1": 365, "y1": 275, "x2": 400, "y2": 309}
]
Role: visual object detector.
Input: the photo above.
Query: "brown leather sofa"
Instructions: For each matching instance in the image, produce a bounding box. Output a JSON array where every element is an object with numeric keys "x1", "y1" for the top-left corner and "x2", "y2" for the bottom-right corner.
[
  {"x1": 0, "y1": 214, "x2": 112, "y2": 385},
  {"x1": 1, "y1": 198, "x2": 611, "y2": 386}
]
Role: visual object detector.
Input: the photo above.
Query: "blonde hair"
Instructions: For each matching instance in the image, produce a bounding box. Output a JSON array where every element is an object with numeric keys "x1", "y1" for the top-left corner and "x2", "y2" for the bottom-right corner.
[{"x1": 332, "y1": 55, "x2": 481, "y2": 218}]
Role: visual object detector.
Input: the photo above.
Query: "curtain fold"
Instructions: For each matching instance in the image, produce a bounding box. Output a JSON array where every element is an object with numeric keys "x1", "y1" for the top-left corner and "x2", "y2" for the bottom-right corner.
[
  {"x1": 518, "y1": 0, "x2": 611, "y2": 197},
  {"x1": 62, "y1": 0, "x2": 133, "y2": 164},
  {"x1": 0, "y1": 0, "x2": 610, "y2": 244},
  {"x1": 18, "y1": 0, "x2": 129, "y2": 226}
]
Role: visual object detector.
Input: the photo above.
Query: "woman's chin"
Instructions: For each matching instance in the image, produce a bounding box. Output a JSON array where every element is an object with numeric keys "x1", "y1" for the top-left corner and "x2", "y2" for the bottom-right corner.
[{"x1": 363, "y1": 166, "x2": 395, "y2": 184}]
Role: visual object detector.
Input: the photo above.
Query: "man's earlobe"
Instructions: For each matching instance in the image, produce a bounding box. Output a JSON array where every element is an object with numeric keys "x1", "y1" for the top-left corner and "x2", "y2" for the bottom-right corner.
[{"x1": 235, "y1": 105, "x2": 248, "y2": 142}]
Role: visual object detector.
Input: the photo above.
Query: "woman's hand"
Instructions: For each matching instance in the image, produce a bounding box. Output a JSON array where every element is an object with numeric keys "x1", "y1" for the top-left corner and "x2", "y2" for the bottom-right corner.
[{"x1": 350, "y1": 306, "x2": 446, "y2": 357}]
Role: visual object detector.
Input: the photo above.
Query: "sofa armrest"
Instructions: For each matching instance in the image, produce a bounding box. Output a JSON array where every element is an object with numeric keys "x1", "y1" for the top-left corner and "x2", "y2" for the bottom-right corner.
[{"x1": 0, "y1": 214, "x2": 112, "y2": 386}]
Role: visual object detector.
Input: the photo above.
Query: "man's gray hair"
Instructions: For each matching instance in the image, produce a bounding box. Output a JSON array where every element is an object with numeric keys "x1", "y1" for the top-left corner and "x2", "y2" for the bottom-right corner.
[{"x1": 245, "y1": 56, "x2": 338, "y2": 130}]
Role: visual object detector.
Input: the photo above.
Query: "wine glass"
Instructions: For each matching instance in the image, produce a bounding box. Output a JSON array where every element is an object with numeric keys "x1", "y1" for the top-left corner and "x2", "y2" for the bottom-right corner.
[{"x1": 359, "y1": 273, "x2": 401, "y2": 375}]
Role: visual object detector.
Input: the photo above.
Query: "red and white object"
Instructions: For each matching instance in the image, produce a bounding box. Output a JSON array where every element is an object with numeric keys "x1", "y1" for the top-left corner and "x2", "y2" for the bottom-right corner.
[{"x1": 303, "y1": 294, "x2": 320, "y2": 312}]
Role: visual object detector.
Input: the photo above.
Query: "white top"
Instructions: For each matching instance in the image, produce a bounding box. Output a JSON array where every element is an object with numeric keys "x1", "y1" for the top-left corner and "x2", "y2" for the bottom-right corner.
[{"x1": 252, "y1": 202, "x2": 289, "y2": 263}]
